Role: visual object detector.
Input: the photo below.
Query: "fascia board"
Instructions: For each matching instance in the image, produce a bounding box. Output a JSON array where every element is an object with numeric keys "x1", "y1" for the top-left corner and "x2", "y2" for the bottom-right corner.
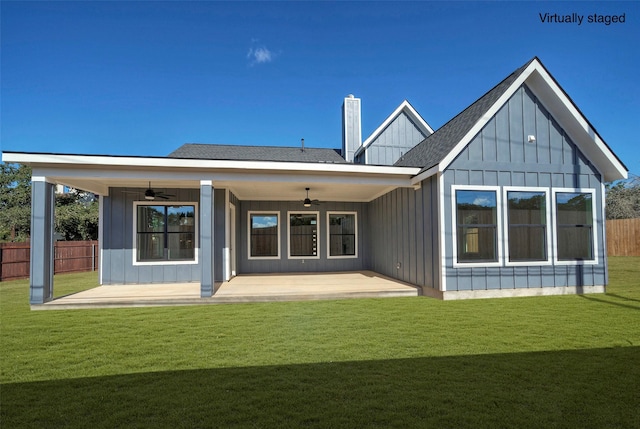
[
  {"x1": 2, "y1": 151, "x2": 420, "y2": 177},
  {"x1": 355, "y1": 100, "x2": 433, "y2": 157},
  {"x1": 437, "y1": 59, "x2": 627, "y2": 182},
  {"x1": 439, "y1": 61, "x2": 539, "y2": 172},
  {"x1": 524, "y1": 67, "x2": 628, "y2": 182},
  {"x1": 410, "y1": 164, "x2": 440, "y2": 186}
]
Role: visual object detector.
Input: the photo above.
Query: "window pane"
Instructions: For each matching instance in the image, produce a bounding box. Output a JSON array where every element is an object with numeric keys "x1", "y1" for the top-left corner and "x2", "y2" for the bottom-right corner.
[
  {"x1": 167, "y1": 206, "x2": 195, "y2": 233},
  {"x1": 167, "y1": 233, "x2": 195, "y2": 260},
  {"x1": 137, "y1": 206, "x2": 165, "y2": 232},
  {"x1": 456, "y1": 190, "x2": 497, "y2": 262},
  {"x1": 329, "y1": 213, "x2": 356, "y2": 256},
  {"x1": 509, "y1": 226, "x2": 546, "y2": 261},
  {"x1": 507, "y1": 191, "x2": 547, "y2": 262},
  {"x1": 137, "y1": 205, "x2": 196, "y2": 262},
  {"x1": 556, "y1": 193, "x2": 592, "y2": 225},
  {"x1": 290, "y1": 213, "x2": 318, "y2": 257},
  {"x1": 330, "y1": 235, "x2": 356, "y2": 256},
  {"x1": 457, "y1": 226, "x2": 496, "y2": 261},
  {"x1": 508, "y1": 192, "x2": 545, "y2": 224},
  {"x1": 558, "y1": 226, "x2": 593, "y2": 260},
  {"x1": 137, "y1": 233, "x2": 165, "y2": 260},
  {"x1": 250, "y1": 214, "x2": 278, "y2": 257},
  {"x1": 556, "y1": 192, "x2": 594, "y2": 260}
]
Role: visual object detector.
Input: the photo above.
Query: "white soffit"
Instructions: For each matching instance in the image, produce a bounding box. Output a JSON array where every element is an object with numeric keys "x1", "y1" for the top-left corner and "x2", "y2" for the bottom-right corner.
[
  {"x1": 3, "y1": 152, "x2": 420, "y2": 200},
  {"x1": 2, "y1": 152, "x2": 419, "y2": 176}
]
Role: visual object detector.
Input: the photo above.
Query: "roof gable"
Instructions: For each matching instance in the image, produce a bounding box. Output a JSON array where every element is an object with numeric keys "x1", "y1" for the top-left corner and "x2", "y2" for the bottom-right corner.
[
  {"x1": 355, "y1": 100, "x2": 433, "y2": 158},
  {"x1": 398, "y1": 57, "x2": 627, "y2": 183}
]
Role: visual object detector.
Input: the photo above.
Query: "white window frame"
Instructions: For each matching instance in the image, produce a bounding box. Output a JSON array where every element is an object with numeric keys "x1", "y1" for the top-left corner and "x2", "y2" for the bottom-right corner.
[
  {"x1": 132, "y1": 201, "x2": 199, "y2": 266},
  {"x1": 451, "y1": 185, "x2": 502, "y2": 268},
  {"x1": 551, "y1": 188, "x2": 598, "y2": 265},
  {"x1": 502, "y1": 187, "x2": 552, "y2": 266},
  {"x1": 247, "y1": 211, "x2": 281, "y2": 260},
  {"x1": 287, "y1": 211, "x2": 320, "y2": 260},
  {"x1": 326, "y1": 211, "x2": 358, "y2": 259}
]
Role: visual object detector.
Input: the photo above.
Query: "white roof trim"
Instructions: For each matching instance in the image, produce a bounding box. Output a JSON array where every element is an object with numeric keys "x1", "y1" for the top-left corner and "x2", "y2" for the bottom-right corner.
[
  {"x1": 355, "y1": 100, "x2": 434, "y2": 157},
  {"x1": 410, "y1": 164, "x2": 440, "y2": 185},
  {"x1": 438, "y1": 59, "x2": 627, "y2": 182},
  {"x1": 2, "y1": 152, "x2": 420, "y2": 176},
  {"x1": 525, "y1": 65, "x2": 627, "y2": 182}
]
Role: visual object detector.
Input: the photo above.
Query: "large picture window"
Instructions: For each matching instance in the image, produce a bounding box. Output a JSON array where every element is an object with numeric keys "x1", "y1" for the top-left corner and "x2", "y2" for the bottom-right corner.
[
  {"x1": 249, "y1": 212, "x2": 280, "y2": 259},
  {"x1": 506, "y1": 190, "x2": 549, "y2": 263},
  {"x1": 454, "y1": 187, "x2": 500, "y2": 265},
  {"x1": 327, "y1": 212, "x2": 357, "y2": 258},
  {"x1": 554, "y1": 190, "x2": 596, "y2": 261},
  {"x1": 288, "y1": 212, "x2": 319, "y2": 259},
  {"x1": 135, "y1": 204, "x2": 196, "y2": 263}
]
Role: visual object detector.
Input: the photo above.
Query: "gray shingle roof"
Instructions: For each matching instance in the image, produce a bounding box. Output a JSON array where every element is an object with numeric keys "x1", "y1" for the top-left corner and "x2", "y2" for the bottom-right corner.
[
  {"x1": 395, "y1": 58, "x2": 536, "y2": 172},
  {"x1": 169, "y1": 143, "x2": 347, "y2": 164}
]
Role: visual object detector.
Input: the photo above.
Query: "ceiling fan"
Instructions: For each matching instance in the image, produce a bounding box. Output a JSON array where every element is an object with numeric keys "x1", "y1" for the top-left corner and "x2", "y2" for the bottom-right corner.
[
  {"x1": 123, "y1": 182, "x2": 175, "y2": 201},
  {"x1": 302, "y1": 187, "x2": 320, "y2": 207}
]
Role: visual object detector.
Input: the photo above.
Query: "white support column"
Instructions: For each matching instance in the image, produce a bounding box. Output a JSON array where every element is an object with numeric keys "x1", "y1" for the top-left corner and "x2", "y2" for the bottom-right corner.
[
  {"x1": 30, "y1": 177, "x2": 55, "y2": 304},
  {"x1": 200, "y1": 180, "x2": 215, "y2": 297}
]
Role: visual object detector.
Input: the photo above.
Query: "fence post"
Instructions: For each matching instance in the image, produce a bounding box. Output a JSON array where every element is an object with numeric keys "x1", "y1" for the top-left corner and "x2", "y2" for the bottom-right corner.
[
  {"x1": 0, "y1": 246, "x2": 3, "y2": 282},
  {"x1": 92, "y1": 242, "x2": 96, "y2": 272}
]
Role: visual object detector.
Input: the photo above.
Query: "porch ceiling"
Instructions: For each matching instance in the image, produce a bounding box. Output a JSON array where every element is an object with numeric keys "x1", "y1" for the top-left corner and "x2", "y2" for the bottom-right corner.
[{"x1": 47, "y1": 175, "x2": 410, "y2": 202}]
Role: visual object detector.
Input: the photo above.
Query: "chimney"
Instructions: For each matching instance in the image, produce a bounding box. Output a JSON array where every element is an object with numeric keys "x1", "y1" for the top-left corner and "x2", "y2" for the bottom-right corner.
[{"x1": 342, "y1": 94, "x2": 361, "y2": 162}]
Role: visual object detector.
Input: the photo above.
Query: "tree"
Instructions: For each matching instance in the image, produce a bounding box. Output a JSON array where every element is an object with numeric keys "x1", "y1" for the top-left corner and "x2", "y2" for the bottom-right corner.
[
  {"x1": 0, "y1": 163, "x2": 32, "y2": 242},
  {"x1": 606, "y1": 174, "x2": 640, "y2": 219},
  {"x1": 1, "y1": 162, "x2": 99, "y2": 242},
  {"x1": 55, "y1": 190, "x2": 99, "y2": 241}
]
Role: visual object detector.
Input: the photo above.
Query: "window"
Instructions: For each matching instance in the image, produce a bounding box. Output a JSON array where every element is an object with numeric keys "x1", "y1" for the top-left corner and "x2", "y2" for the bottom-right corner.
[
  {"x1": 327, "y1": 212, "x2": 357, "y2": 258},
  {"x1": 288, "y1": 212, "x2": 319, "y2": 259},
  {"x1": 135, "y1": 203, "x2": 196, "y2": 263},
  {"x1": 249, "y1": 212, "x2": 280, "y2": 259},
  {"x1": 554, "y1": 190, "x2": 596, "y2": 262},
  {"x1": 453, "y1": 187, "x2": 501, "y2": 265},
  {"x1": 505, "y1": 189, "x2": 549, "y2": 263}
]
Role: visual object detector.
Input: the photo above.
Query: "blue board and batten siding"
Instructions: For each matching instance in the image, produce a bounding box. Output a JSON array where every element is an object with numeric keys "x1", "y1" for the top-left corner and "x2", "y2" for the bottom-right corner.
[
  {"x1": 442, "y1": 85, "x2": 606, "y2": 291},
  {"x1": 366, "y1": 177, "x2": 440, "y2": 290},
  {"x1": 355, "y1": 112, "x2": 428, "y2": 165},
  {"x1": 238, "y1": 201, "x2": 366, "y2": 274},
  {"x1": 101, "y1": 187, "x2": 226, "y2": 284}
]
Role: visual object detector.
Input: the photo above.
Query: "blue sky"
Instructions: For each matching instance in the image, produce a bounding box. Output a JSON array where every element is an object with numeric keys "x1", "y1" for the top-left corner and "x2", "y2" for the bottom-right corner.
[{"x1": 2, "y1": 1, "x2": 638, "y2": 177}]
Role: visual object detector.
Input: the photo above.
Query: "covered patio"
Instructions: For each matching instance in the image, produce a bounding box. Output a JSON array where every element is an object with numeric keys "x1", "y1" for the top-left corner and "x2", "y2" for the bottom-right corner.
[{"x1": 35, "y1": 271, "x2": 421, "y2": 309}]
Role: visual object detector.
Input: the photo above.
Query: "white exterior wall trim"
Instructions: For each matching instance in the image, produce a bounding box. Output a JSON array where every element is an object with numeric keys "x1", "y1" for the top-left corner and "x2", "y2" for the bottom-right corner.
[
  {"x1": 438, "y1": 172, "x2": 447, "y2": 292},
  {"x1": 451, "y1": 185, "x2": 503, "y2": 268},
  {"x1": 132, "y1": 201, "x2": 200, "y2": 266},
  {"x1": 287, "y1": 211, "x2": 321, "y2": 260},
  {"x1": 326, "y1": 211, "x2": 358, "y2": 259},
  {"x1": 247, "y1": 211, "x2": 281, "y2": 260},
  {"x1": 551, "y1": 187, "x2": 598, "y2": 266},
  {"x1": 502, "y1": 186, "x2": 553, "y2": 267}
]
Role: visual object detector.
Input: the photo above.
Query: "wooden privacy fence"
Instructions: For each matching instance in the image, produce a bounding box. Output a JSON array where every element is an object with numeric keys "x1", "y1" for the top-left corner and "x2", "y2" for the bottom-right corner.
[
  {"x1": 606, "y1": 219, "x2": 640, "y2": 256},
  {"x1": 0, "y1": 241, "x2": 99, "y2": 282}
]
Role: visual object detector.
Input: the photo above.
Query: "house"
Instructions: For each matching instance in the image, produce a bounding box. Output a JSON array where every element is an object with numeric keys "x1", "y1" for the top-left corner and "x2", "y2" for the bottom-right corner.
[{"x1": 3, "y1": 57, "x2": 628, "y2": 304}]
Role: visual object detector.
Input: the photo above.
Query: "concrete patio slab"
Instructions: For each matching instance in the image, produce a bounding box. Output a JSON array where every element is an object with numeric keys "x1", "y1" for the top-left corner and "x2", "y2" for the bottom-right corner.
[{"x1": 36, "y1": 271, "x2": 420, "y2": 310}]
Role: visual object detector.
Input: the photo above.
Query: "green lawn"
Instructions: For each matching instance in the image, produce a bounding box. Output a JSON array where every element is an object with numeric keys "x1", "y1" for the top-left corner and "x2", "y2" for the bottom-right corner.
[{"x1": 1, "y1": 258, "x2": 639, "y2": 428}]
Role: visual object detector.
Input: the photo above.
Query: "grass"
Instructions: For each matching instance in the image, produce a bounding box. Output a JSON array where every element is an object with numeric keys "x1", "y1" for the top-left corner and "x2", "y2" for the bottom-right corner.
[{"x1": 1, "y1": 257, "x2": 639, "y2": 428}]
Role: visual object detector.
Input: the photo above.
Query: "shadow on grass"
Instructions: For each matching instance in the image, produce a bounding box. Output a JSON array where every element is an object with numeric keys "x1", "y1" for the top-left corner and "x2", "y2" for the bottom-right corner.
[
  {"x1": 2, "y1": 347, "x2": 639, "y2": 428},
  {"x1": 579, "y1": 294, "x2": 640, "y2": 311},
  {"x1": 606, "y1": 293, "x2": 640, "y2": 304}
]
